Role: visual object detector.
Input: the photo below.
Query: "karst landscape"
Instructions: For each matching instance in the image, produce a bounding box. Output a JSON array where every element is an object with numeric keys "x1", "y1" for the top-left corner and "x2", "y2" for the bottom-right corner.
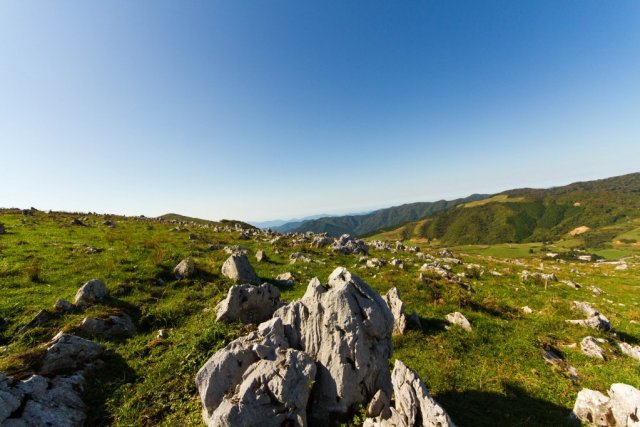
[{"x1": 1, "y1": 173, "x2": 640, "y2": 426}]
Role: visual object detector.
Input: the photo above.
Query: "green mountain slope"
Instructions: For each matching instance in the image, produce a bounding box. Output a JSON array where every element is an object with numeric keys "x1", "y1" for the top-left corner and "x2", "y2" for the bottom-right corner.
[
  {"x1": 373, "y1": 172, "x2": 640, "y2": 246},
  {"x1": 283, "y1": 194, "x2": 488, "y2": 236}
]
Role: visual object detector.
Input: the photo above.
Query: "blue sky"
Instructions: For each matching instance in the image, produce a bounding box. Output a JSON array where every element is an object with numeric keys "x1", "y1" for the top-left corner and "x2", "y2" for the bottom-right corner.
[{"x1": 1, "y1": 1, "x2": 639, "y2": 222}]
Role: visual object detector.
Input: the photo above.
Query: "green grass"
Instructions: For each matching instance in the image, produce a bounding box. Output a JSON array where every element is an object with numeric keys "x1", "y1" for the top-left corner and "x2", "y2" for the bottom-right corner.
[{"x1": 1, "y1": 209, "x2": 640, "y2": 426}]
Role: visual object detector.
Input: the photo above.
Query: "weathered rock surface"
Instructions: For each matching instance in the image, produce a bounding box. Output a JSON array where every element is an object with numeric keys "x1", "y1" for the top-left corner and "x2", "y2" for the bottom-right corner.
[
  {"x1": 39, "y1": 333, "x2": 104, "y2": 375},
  {"x1": 581, "y1": 336, "x2": 606, "y2": 360},
  {"x1": 383, "y1": 288, "x2": 408, "y2": 335},
  {"x1": 173, "y1": 258, "x2": 195, "y2": 279},
  {"x1": 273, "y1": 268, "x2": 393, "y2": 422},
  {"x1": 255, "y1": 249, "x2": 268, "y2": 263},
  {"x1": 367, "y1": 258, "x2": 386, "y2": 268},
  {"x1": 363, "y1": 360, "x2": 456, "y2": 427},
  {"x1": 0, "y1": 372, "x2": 88, "y2": 427},
  {"x1": 74, "y1": 279, "x2": 108, "y2": 307},
  {"x1": 619, "y1": 342, "x2": 640, "y2": 362},
  {"x1": 207, "y1": 348, "x2": 316, "y2": 427},
  {"x1": 53, "y1": 298, "x2": 74, "y2": 313},
  {"x1": 566, "y1": 301, "x2": 613, "y2": 332},
  {"x1": 446, "y1": 312, "x2": 472, "y2": 332},
  {"x1": 78, "y1": 314, "x2": 136, "y2": 339},
  {"x1": 331, "y1": 234, "x2": 369, "y2": 255},
  {"x1": 289, "y1": 252, "x2": 312, "y2": 264},
  {"x1": 221, "y1": 254, "x2": 260, "y2": 284},
  {"x1": 215, "y1": 283, "x2": 281, "y2": 324},
  {"x1": 572, "y1": 383, "x2": 640, "y2": 426}
]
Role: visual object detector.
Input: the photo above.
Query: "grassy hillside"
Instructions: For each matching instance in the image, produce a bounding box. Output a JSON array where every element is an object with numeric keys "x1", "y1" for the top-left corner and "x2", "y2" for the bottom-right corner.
[
  {"x1": 372, "y1": 172, "x2": 640, "y2": 247},
  {"x1": 1, "y1": 209, "x2": 639, "y2": 426},
  {"x1": 158, "y1": 213, "x2": 256, "y2": 229},
  {"x1": 285, "y1": 194, "x2": 488, "y2": 236}
]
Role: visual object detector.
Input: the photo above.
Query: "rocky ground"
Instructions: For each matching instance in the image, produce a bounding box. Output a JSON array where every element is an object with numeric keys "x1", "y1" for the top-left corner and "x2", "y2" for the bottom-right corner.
[{"x1": 0, "y1": 208, "x2": 639, "y2": 426}]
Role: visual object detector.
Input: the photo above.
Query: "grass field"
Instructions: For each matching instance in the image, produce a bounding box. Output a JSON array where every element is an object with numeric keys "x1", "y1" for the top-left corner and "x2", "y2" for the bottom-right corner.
[{"x1": 1, "y1": 209, "x2": 639, "y2": 426}]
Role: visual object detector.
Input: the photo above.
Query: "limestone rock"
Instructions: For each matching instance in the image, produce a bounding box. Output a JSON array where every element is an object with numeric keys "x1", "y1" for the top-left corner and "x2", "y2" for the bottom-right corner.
[
  {"x1": 195, "y1": 318, "x2": 290, "y2": 424},
  {"x1": 275, "y1": 272, "x2": 295, "y2": 286},
  {"x1": 77, "y1": 314, "x2": 136, "y2": 339},
  {"x1": 289, "y1": 252, "x2": 312, "y2": 264},
  {"x1": 0, "y1": 372, "x2": 88, "y2": 427},
  {"x1": 273, "y1": 268, "x2": 394, "y2": 423},
  {"x1": 73, "y1": 279, "x2": 108, "y2": 307},
  {"x1": 572, "y1": 383, "x2": 640, "y2": 427},
  {"x1": 619, "y1": 342, "x2": 640, "y2": 362},
  {"x1": 581, "y1": 336, "x2": 606, "y2": 360},
  {"x1": 39, "y1": 333, "x2": 104, "y2": 375},
  {"x1": 311, "y1": 235, "x2": 332, "y2": 248},
  {"x1": 566, "y1": 301, "x2": 612, "y2": 332},
  {"x1": 255, "y1": 250, "x2": 268, "y2": 263},
  {"x1": 446, "y1": 312, "x2": 472, "y2": 332},
  {"x1": 522, "y1": 306, "x2": 533, "y2": 314},
  {"x1": 207, "y1": 348, "x2": 316, "y2": 427},
  {"x1": 331, "y1": 234, "x2": 369, "y2": 255},
  {"x1": 173, "y1": 258, "x2": 195, "y2": 279},
  {"x1": 367, "y1": 258, "x2": 386, "y2": 268},
  {"x1": 383, "y1": 288, "x2": 408, "y2": 335},
  {"x1": 364, "y1": 360, "x2": 455, "y2": 427},
  {"x1": 366, "y1": 389, "x2": 391, "y2": 418},
  {"x1": 216, "y1": 283, "x2": 281, "y2": 324},
  {"x1": 53, "y1": 298, "x2": 74, "y2": 313},
  {"x1": 221, "y1": 254, "x2": 260, "y2": 284}
]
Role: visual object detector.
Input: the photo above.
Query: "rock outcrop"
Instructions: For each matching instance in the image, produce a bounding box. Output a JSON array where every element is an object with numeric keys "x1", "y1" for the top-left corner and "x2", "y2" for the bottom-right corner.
[
  {"x1": 364, "y1": 360, "x2": 456, "y2": 427},
  {"x1": 39, "y1": 333, "x2": 104, "y2": 375},
  {"x1": 77, "y1": 314, "x2": 136, "y2": 339},
  {"x1": 74, "y1": 279, "x2": 108, "y2": 307},
  {"x1": 581, "y1": 336, "x2": 606, "y2": 360},
  {"x1": 566, "y1": 301, "x2": 613, "y2": 332},
  {"x1": 173, "y1": 258, "x2": 195, "y2": 279},
  {"x1": 274, "y1": 268, "x2": 393, "y2": 422},
  {"x1": 215, "y1": 283, "x2": 281, "y2": 324},
  {"x1": 572, "y1": 383, "x2": 640, "y2": 426},
  {"x1": 221, "y1": 254, "x2": 260, "y2": 284},
  {"x1": 383, "y1": 288, "x2": 409, "y2": 335},
  {"x1": 446, "y1": 312, "x2": 472, "y2": 332},
  {"x1": 331, "y1": 234, "x2": 369, "y2": 255}
]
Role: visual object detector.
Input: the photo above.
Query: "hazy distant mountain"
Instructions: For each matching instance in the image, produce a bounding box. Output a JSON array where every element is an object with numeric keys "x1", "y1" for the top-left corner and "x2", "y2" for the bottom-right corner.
[
  {"x1": 281, "y1": 194, "x2": 488, "y2": 237},
  {"x1": 250, "y1": 214, "x2": 333, "y2": 230},
  {"x1": 371, "y1": 172, "x2": 640, "y2": 247}
]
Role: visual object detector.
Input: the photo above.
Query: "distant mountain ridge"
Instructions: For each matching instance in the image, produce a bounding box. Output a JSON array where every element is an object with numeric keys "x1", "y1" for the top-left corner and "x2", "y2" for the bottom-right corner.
[
  {"x1": 372, "y1": 172, "x2": 640, "y2": 246},
  {"x1": 279, "y1": 194, "x2": 488, "y2": 237}
]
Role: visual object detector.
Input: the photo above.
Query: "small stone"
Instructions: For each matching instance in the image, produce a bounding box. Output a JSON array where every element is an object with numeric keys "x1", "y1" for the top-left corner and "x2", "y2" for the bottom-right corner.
[
  {"x1": 74, "y1": 279, "x2": 108, "y2": 307},
  {"x1": 173, "y1": 258, "x2": 195, "y2": 279},
  {"x1": 446, "y1": 312, "x2": 472, "y2": 332}
]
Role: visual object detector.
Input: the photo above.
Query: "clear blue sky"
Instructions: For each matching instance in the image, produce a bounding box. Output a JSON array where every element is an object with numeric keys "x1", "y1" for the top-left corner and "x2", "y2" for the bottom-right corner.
[{"x1": 1, "y1": 1, "x2": 639, "y2": 222}]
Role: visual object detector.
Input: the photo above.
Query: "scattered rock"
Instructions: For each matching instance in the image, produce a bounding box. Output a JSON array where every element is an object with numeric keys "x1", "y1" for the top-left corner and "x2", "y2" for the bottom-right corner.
[
  {"x1": 74, "y1": 279, "x2": 108, "y2": 307},
  {"x1": 157, "y1": 329, "x2": 169, "y2": 340},
  {"x1": 215, "y1": 283, "x2": 281, "y2": 324},
  {"x1": 581, "y1": 336, "x2": 606, "y2": 360},
  {"x1": 367, "y1": 258, "x2": 386, "y2": 268},
  {"x1": 543, "y1": 348, "x2": 579, "y2": 382},
  {"x1": 53, "y1": 298, "x2": 74, "y2": 313},
  {"x1": 289, "y1": 252, "x2": 312, "y2": 264},
  {"x1": 70, "y1": 218, "x2": 85, "y2": 226},
  {"x1": 331, "y1": 234, "x2": 369, "y2": 255},
  {"x1": 383, "y1": 288, "x2": 409, "y2": 335},
  {"x1": 615, "y1": 264, "x2": 628, "y2": 271},
  {"x1": 275, "y1": 272, "x2": 296, "y2": 286},
  {"x1": 40, "y1": 333, "x2": 104, "y2": 375},
  {"x1": 446, "y1": 312, "x2": 472, "y2": 332},
  {"x1": 589, "y1": 285, "x2": 605, "y2": 296},
  {"x1": 103, "y1": 220, "x2": 115, "y2": 227},
  {"x1": 572, "y1": 383, "x2": 640, "y2": 426},
  {"x1": 221, "y1": 254, "x2": 260, "y2": 284},
  {"x1": 255, "y1": 249, "x2": 268, "y2": 263},
  {"x1": 619, "y1": 342, "x2": 640, "y2": 362},
  {"x1": 77, "y1": 314, "x2": 136, "y2": 339},
  {"x1": 522, "y1": 306, "x2": 533, "y2": 314},
  {"x1": 173, "y1": 258, "x2": 195, "y2": 279},
  {"x1": 566, "y1": 301, "x2": 612, "y2": 332},
  {"x1": 390, "y1": 258, "x2": 405, "y2": 269},
  {"x1": 311, "y1": 235, "x2": 332, "y2": 248},
  {"x1": 224, "y1": 245, "x2": 249, "y2": 255},
  {"x1": 17, "y1": 309, "x2": 52, "y2": 335},
  {"x1": 561, "y1": 280, "x2": 582, "y2": 290}
]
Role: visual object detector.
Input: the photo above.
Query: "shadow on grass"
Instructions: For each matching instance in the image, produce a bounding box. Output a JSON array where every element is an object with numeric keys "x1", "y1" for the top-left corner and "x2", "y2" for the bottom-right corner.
[
  {"x1": 438, "y1": 383, "x2": 577, "y2": 427},
  {"x1": 417, "y1": 316, "x2": 449, "y2": 336},
  {"x1": 83, "y1": 351, "x2": 137, "y2": 426},
  {"x1": 616, "y1": 330, "x2": 640, "y2": 346},
  {"x1": 461, "y1": 299, "x2": 519, "y2": 320}
]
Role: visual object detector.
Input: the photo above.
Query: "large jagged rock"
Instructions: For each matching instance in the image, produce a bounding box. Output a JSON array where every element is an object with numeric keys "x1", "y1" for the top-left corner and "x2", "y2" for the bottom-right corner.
[
  {"x1": 215, "y1": 283, "x2": 281, "y2": 324},
  {"x1": 208, "y1": 348, "x2": 316, "y2": 427},
  {"x1": 383, "y1": 288, "x2": 408, "y2": 335},
  {"x1": 572, "y1": 383, "x2": 640, "y2": 426},
  {"x1": 73, "y1": 279, "x2": 108, "y2": 307},
  {"x1": 39, "y1": 333, "x2": 104, "y2": 375},
  {"x1": 364, "y1": 360, "x2": 456, "y2": 427},
  {"x1": 173, "y1": 257, "x2": 195, "y2": 279},
  {"x1": 221, "y1": 254, "x2": 260, "y2": 284},
  {"x1": 195, "y1": 318, "x2": 291, "y2": 425},
  {"x1": 273, "y1": 268, "x2": 394, "y2": 423},
  {"x1": 0, "y1": 372, "x2": 88, "y2": 427},
  {"x1": 331, "y1": 234, "x2": 369, "y2": 255},
  {"x1": 77, "y1": 314, "x2": 136, "y2": 339}
]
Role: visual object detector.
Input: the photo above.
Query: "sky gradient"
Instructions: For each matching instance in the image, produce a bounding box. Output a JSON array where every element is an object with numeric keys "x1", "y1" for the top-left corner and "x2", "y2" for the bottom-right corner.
[{"x1": 1, "y1": 1, "x2": 639, "y2": 222}]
